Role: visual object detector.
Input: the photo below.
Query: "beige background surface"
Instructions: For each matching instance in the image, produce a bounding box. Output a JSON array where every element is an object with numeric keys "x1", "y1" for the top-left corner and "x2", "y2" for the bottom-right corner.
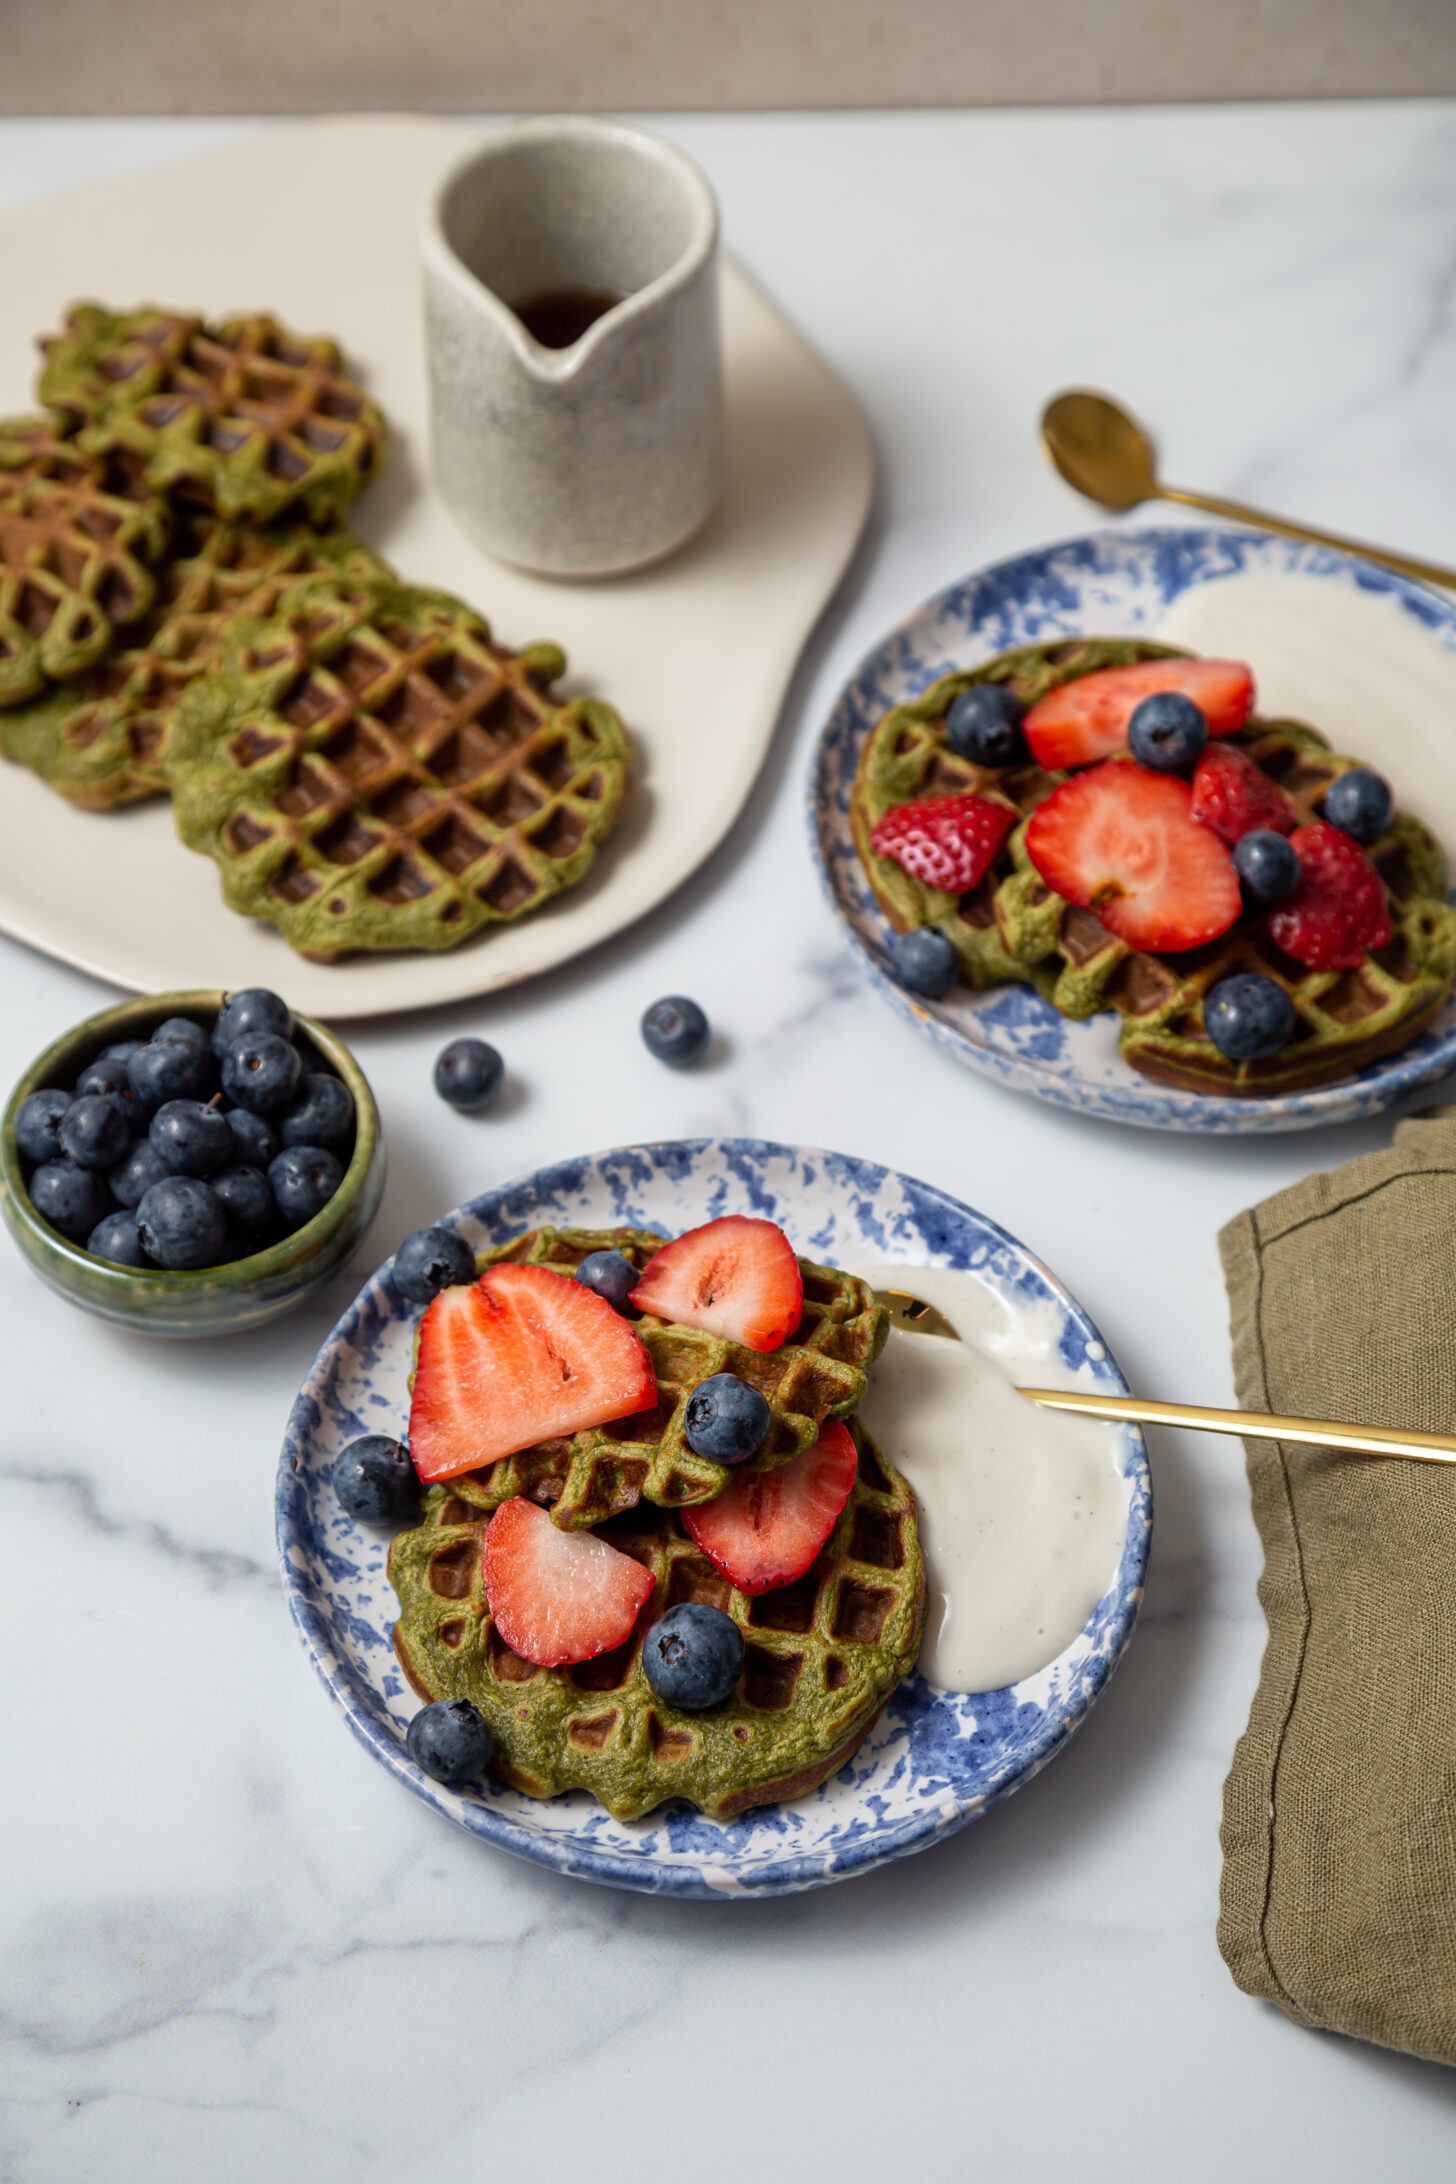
[{"x1": 5, "y1": 0, "x2": 1455, "y2": 112}]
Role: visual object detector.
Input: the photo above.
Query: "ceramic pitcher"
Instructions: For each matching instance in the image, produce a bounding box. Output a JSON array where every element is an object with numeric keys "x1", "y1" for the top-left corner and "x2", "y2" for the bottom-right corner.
[{"x1": 420, "y1": 117, "x2": 723, "y2": 578}]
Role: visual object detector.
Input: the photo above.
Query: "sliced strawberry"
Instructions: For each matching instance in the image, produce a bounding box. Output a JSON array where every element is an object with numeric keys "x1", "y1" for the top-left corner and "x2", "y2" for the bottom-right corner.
[
  {"x1": 1189, "y1": 741, "x2": 1296, "y2": 845},
  {"x1": 1023, "y1": 658, "x2": 1255, "y2": 770},
  {"x1": 409, "y1": 1262, "x2": 656, "y2": 1483},
  {"x1": 870, "y1": 791, "x2": 1015, "y2": 893},
  {"x1": 481, "y1": 1496, "x2": 655, "y2": 1666},
  {"x1": 684, "y1": 1420, "x2": 858, "y2": 1595},
  {"x1": 630, "y1": 1216, "x2": 803, "y2": 1354},
  {"x1": 1024, "y1": 762, "x2": 1241, "y2": 952},
  {"x1": 1267, "y1": 821, "x2": 1393, "y2": 970}
]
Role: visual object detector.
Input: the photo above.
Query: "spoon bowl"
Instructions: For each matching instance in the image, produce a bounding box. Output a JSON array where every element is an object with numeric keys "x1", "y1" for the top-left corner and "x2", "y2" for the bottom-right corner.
[{"x1": 1041, "y1": 389, "x2": 1158, "y2": 511}]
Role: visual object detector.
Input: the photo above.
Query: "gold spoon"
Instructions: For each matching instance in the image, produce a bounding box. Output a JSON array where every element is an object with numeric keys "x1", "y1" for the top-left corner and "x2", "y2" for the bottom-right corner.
[{"x1": 1040, "y1": 388, "x2": 1456, "y2": 594}]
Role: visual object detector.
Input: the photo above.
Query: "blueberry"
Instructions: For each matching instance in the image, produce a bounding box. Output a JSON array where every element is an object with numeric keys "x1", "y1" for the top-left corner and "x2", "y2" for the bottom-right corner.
[
  {"x1": 223, "y1": 1106, "x2": 278, "y2": 1169},
  {"x1": 1127, "y1": 692, "x2": 1209, "y2": 775},
  {"x1": 87, "y1": 1210, "x2": 150, "y2": 1268},
  {"x1": 641, "y1": 996, "x2": 709, "y2": 1068},
  {"x1": 109, "y1": 1137, "x2": 170, "y2": 1209},
  {"x1": 945, "y1": 683, "x2": 1029, "y2": 768},
  {"x1": 642, "y1": 1602, "x2": 744, "y2": 1711},
  {"x1": 58, "y1": 1092, "x2": 134, "y2": 1171},
  {"x1": 574, "y1": 1249, "x2": 638, "y2": 1311},
  {"x1": 890, "y1": 926, "x2": 958, "y2": 997},
  {"x1": 1233, "y1": 828, "x2": 1302, "y2": 906},
  {"x1": 153, "y1": 1015, "x2": 209, "y2": 1049},
  {"x1": 149, "y1": 1098, "x2": 234, "y2": 1177},
  {"x1": 74, "y1": 1061, "x2": 131, "y2": 1101},
  {"x1": 683, "y1": 1372, "x2": 772, "y2": 1463},
  {"x1": 268, "y1": 1143, "x2": 342, "y2": 1230},
  {"x1": 13, "y1": 1089, "x2": 71, "y2": 1166},
  {"x1": 279, "y1": 1071, "x2": 354, "y2": 1151},
  {"x1": 406, "y1": 1699, "x2": 493, "y2": 1786},
  {"x1": 433, "y1": 1037, "x2": 504, "y2": 1112},
  {"x1": 332, "y1": 1435, "x2": 421, "y2": 1523},
  {"x1": 393, "y1": 1225, "x2": 475, "y2": 1305},
  {"x1": 211, "y1": 987, "x2": 292, "y2": 1058},
  {"x1": 135, "y1": 1175, "x2": 227, "y2": 1269},
  {"x1": 222, "y1": 1032, "x2": 303, "y2": 1115},
  {"x1": 1204, "y1": 973, "x2": 1297, "y2": 1062},
  {"x1": 1322, "y1": 767, "x2": 1393, "y2": 845},
  {"x1": 127, "y1": 1038, "x2": 217, "y2": 1111},
  {"x1": 211, "y1": 1163, "x2": 275, "y2": 1242},
  {"x1": 97, "y1": 1040, "x2": 145, "y2": 1066},
  {"x1": 29, "y1": 1159, "x2": 113, "y2": 1242}
]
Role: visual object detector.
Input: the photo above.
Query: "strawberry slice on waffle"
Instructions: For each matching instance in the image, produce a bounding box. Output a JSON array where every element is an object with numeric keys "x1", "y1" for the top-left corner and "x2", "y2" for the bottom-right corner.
[
  {"x1": 482, "y1": 1497, "x2": 655, "y2": 1666},
  {"x1": 631, "y1": 1215, "x2": 803, "y2": 1353},
  {"x1": 1268, "y1": 821, "x2": 1393, "y2": 970},
  {"x1": 1023, "y1": 657, "x2": 1254, "y2": 770},
  {"x1": 870, "y1": 792, "x2": 1015, "y2": 893},
  {"x1": 684, "y1": 1420, "x2": 859, "y2": 1595},
  {"x1": 1025, "y1": 761, "x2": 1241, "y2": 952}
]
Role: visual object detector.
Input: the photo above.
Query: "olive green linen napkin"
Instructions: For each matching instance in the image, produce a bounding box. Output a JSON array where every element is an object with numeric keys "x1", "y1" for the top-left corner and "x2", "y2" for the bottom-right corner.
[{"x1": 1218, "y1": 1109, "x2": 1456, "y2": 2067}]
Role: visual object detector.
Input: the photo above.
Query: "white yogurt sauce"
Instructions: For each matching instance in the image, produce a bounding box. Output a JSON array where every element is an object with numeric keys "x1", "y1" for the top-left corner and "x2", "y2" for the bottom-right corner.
[
  {"x1": 854, "y1": 1265, "x2": 1129, "y2": 1694},
  {"x1": 1158, "y1": 573, "x2": 1456, "y2": 855}
]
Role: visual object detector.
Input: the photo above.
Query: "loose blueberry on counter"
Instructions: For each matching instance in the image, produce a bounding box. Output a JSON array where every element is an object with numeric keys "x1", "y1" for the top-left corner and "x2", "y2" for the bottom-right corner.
[
  {"x1": 211, "y1": 987, "x2": 292, "y2": 1057},
  {"x1": 87, "y1": 1210, "x2": 150, "y2": 1268},
  {"x1": 642, "y1": 1602, "x2": 745, "y2": 1711},
  {"x1": 574, "y1": 1248, "x2": 638, "y2": 1311},
  {"x1": 268, "y1": 1143, "x2": 342, "y2": 1230},
  {"x1": 1204, "y1": 973, "x2": 1297, "y2": 1062},
  {"x1": 394, "y1": 1225, "x2": 475, "y2": 1305},
  {"x1": 641, "y1": 995, "x2": 709, "y2": 1068},
  {"x1": 14, "y1": 1089, "x2": 71, "y2": 1166},
  {"x1": 279, "y1": 1071, "x2": 354, "y2": 1151},
  {"x1": 945, "y1": 683, "x2": 1029, "y2": 768},
  {"x1": 433, "y1": 1037, "x2": 504, "y2": 1112},
  {"x1": 29, "y1": 1159, "x2": 114, "y2": 1243},
  {"x1": 154, "y1": 1016, "x2": 209, "y2": 1050},
  {"x1": 109, "y1": 1137, "x2": 170, "y2": 1210},
  {"x1": 224, "y1": 1107, "x2": 278, "y2": 1170},
  {"x1": 1127, "y1": 691, "x2": 1209, "y2": 775},
  {"x1": 75, "y1": 1061, "x2": 131, "y2": 1101},
  {"x1": 1233, "y1": 828, "x2": 1302, "y2": 906},
  {"x1": 128, "y1": 1037, "x2": 217, "y2": 1110},
  {"x1": 58, "y1": 1093, "x2": 134, "y2": 1171},
  {"x1": 211, "y1": 1163, "x2": 275, "y2": 1241},
  {"x1": 222, "y1": 1031, "x2": 303, "y2": 1115},
  {"x1": 1322, "y1": 766, "x2": 1393, "y2": 845},
  {"x1": 149, "y1": 1098, "x2": 234, "y2": 1177},
  {"x1": 683, "y1": 1372, "x2": 772, "y2": 1463},
  {"x1": 406, "y1": 1699, "x2": 494, "y2": 1786},
  {"x1": 889, "y1": 925, "x2": 958, "y2": 998},
  {"x1": 136, "y1": 1175, "x2": 227, "y2": 1269},
  {"x1": 332, "y1": 1434, "x2": 421, "y2": 1523}
]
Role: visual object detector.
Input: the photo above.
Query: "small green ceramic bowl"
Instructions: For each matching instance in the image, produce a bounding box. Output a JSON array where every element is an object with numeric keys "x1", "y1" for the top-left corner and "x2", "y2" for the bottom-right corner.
[{"x1": 1, "y1": 990, "x2": 386, "y2": 1337}]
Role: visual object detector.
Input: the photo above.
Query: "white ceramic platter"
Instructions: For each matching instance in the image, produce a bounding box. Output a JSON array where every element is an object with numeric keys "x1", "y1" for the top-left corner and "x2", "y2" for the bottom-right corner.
[{"x1": 0, "y1": 117, "x2": 871, "y2": 1018}]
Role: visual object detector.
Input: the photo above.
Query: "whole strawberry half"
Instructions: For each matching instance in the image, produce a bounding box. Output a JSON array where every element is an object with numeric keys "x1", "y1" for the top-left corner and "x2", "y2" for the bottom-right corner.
[
  {"x1": 409, "y1": 1262, "x2": 657, "y2": 1483},
  {"x1": 683, "y1": 1419, "x2": 859, "y2": 1595},
  {"x1": 1189, "y1": 741, "x2": 1296, "y2": 844},
  {"x1": 870, "y1": 792, "x2": 1015, "y2": 893},
  {"x1": 631, "y1": 1215, "x2": 803, "y2": 1353},
  {"x1": 482, "y1": 1496, "x2": 655, "y2": 1666},
  {"x1": 1023, "y1": 657, "x2": 1255, "y2": 771},
  {"x1": 1267, "y1": 821, "x2": 1393, "y2": 970},
  {"x1": 1024, "y1": 762, "x2": 1242, "y2": 952}
]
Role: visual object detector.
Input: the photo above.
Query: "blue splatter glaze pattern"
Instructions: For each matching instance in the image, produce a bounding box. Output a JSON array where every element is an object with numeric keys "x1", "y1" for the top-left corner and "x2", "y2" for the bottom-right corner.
[
  {"x1": 810, "y1": 525, "x2": 1456, "y2": 1133},
  {"x1": 277, "y1": 1138, "x2": 1151, "y2": 1898}
]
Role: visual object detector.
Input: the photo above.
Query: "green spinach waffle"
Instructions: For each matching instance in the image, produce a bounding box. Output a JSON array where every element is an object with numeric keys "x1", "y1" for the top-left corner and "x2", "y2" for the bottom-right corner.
[
  {"x1": 165, "y1": 581, "x2": 634, "y2": 961},
  {"x1": 421, "y1": 1226, "x2": 889, "y2": 1530},
  {"x1": 390, "y1": 1420, "x2": 924, "y2": 1822},
  {"x1": 854, "y1": 639, "x2": 1456, "y2": 1095},
  {"x1": 39, "y1": 304, "x2": 386, "y2": 528},
  {"x1": 0, "y1": 450, "x2": 169, "y2": 707}
]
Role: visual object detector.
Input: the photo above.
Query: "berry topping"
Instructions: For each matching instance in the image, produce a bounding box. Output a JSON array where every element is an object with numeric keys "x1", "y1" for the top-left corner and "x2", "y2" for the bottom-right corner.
[
  {"x1": 944, "y1": 683, "x2": 1029, "y2": 768},
  {"x1": 1322, "y1": 766, "x2": 1394, "y2": 845},
  {"x1": 127, "y1": 1037, "x2": 217, "y2": 1111},
  {"x1": 1233, "y1": 828, "x2": 1302, "y2": 906},
  {"x1": 1203, "y1": 973, "x2": 1297, "y2": 1061},
  {"x1": 108, "y1": 1137, "x2": 170, "y2": 1209},
  {"x1": 870, "y1": 791, "x2": 1015, "y2": 893},
  {"x1": 268, "y1": 1143, "x2": 343, "y2": 1230},
  {"x1": 149, "y1": 1097, "x2": 233, "y2": 1178},
  {"x1": 211, "y1": 987, "x2": 292, "y2": 1058},
  {"x1": 574, "y1": 1248, "x2": 639, "y2": 1310},
  {"x1": 1024, "y1": 763, "x2": 1241, "y2": 952},
  {"x1": 135, "y1": 1175, "x2": 227, "y2": 1269},
  {"x1": 87, "y1": 1210, "x2": 149, "y2": 1267},
  {"x1": 630, "y1": 1215, "x2": 803, "y2": 1354},
  {"x1": 1189, "y1": 740, "x2": 1296, "y2": 845},
  {"x1": 29, "y1": 1159, "x2": 113, "y2": 1243},
  {"x1": 481, "y1": 1496, "x2": 655, "y2": 1666},
  {"x1": 433, "y1": 1037, "x2": 504, "y2": 1113},
  {"x1": 684, "y1": 1419, "x2": 859, "y2": 1595},
  {"x1": 409, "y1": 1263, "x2": 657, "y2": 1482},
  {"x1": 394, "y1": 1224, "x2": 476, "y2": 1307},
  {"x1": 1023, "y1": 657, "x2": 1255, "y2": 770},
  {"x1": 890, "y1": 926, "x2": 959, "y2": 997},
  {"x1": 332, "y1": 1434, "x2": 421, "y2": 1523},
  {"x1": 641, "y1": 995, "x2": 710, "y2": 1068},
  {"x1": 221, "y1": 1031, "x2": 303, "y2": 1115},
  {"x1": 279, "y1": 1072, "x2": 355, "y2": 1151},
  {"x1": 1267, "y1": 822, "x2": 1393, "y2": 970},
  {"x1": 14, "y1": 1089, "x2": 71, "y2": 1166},
  {"x1": 642, "y1": 1602, "x2": 744, "y2": 1710},
  {"x1": 406, "y1": 1698, "x2": 493, "y2": 1785},
  {"x1": 1127, "y1": 691, "x2": 1209, "y2": 775},
  {"x1": 683, "y1": 1372, "x2": 772, "y2": 1463},
  {"x1": 58, "y1": 1092, "x2": 132, "y2": 1171}
]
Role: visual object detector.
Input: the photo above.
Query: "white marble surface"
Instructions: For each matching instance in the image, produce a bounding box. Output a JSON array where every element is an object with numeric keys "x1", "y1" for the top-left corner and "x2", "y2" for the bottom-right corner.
[{"x1": 3, "y1": 104, "x2": 1456, "y2": 2182}]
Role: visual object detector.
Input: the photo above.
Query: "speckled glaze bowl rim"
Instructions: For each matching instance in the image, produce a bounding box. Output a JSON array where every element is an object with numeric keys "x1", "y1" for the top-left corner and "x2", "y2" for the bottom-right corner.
[
  {"x1": 0, "y1": 988, "x2": 382, "y2": 1301},
  {"x1": 276, "y1": 1136, "x2": 1152, "y2": 1898}
]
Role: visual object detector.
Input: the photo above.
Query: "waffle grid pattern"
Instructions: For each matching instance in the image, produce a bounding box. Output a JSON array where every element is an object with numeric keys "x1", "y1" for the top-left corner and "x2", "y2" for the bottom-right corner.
[{"x1": 0, "y1": 460, "x2": 169, "y2": 706}]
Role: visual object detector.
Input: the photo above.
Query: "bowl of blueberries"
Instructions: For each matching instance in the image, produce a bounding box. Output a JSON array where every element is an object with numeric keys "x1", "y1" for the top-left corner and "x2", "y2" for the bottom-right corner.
[{"x1": 2, "y1": 986, "x2": 385, "y2": 1336}]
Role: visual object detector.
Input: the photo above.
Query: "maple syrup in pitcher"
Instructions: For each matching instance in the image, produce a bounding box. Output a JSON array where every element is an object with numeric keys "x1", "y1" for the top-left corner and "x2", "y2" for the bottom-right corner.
[{"x1": 511, "y1": 288, "x2": 624, "y2": 348}]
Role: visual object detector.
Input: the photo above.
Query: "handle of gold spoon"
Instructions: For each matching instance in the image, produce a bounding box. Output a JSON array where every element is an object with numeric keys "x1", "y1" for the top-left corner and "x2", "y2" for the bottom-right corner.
[
  {"x1": 1019, "y1": 1387, "x2": 1456, "y2": 1466},
  {"x1": 1156, "y1": 482, "x2": 1456, "y2": 594}
]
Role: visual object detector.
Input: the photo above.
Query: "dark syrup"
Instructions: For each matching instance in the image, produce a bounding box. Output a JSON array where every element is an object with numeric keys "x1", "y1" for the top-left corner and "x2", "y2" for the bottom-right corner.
[{"x1": 511, "y1": 287, "x2": 623, "y2": 349}]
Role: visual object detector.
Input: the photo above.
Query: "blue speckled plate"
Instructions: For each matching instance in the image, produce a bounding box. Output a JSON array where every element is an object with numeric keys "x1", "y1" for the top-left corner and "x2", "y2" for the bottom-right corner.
[
  {"x1": 811, "y1": 525, "x2": 1456, "y2": 1133},
  {"x1": 277, "y1": 1138, "x2": 1151, "y2": 1898}
]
